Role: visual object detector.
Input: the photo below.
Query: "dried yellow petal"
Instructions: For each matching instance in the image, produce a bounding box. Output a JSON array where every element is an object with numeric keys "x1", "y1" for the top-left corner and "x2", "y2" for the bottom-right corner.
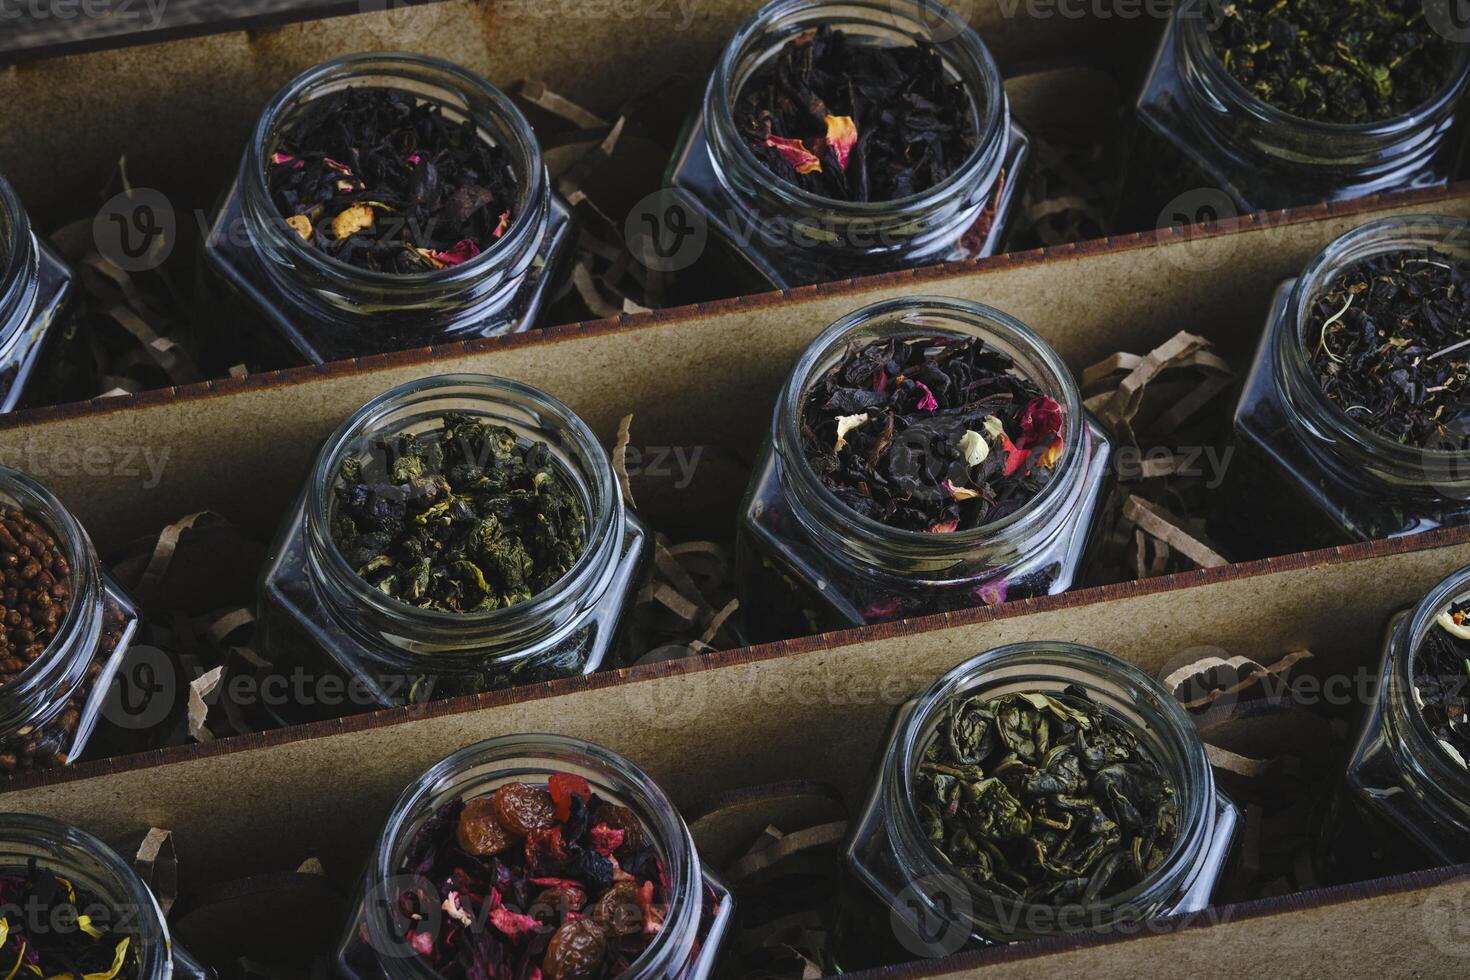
[{"x1": 958, "y1": 429, "x2": 989, "y2": 466}]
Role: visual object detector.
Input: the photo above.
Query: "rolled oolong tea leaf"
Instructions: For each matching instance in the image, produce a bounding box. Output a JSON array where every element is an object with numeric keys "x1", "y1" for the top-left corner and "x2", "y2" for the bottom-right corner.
[
  {"x1": 1306, "y1": 247, "x2": 1470, "y2": 449},
  {"x1": 0, "y1": 864, "x2": 138, "y2": 978},
  {"x1": 917, "y1": 687, "x2": 1180, "y2": 906},
  {"x1": 1209, "y1": 0, "x2": 1451, "y2": 123},
  {"x1": 393, "y1": 774, "x2": 667, "y2": 976},
  {"x1": 734, "y1": 24, "x2": 979, "y2": 201},
  {"x1": 268, "y1": 86, "x2": 517, "y2": 273},
  {"x1": 1416, "y1": 600, "x2": 1470, "y2": 768},
  {"x1": 800, "y1": 335, "x2": 1065, "y2": 532},
  {"x1": 331, "y1": 412, "x2": 588, "y2": 611}
]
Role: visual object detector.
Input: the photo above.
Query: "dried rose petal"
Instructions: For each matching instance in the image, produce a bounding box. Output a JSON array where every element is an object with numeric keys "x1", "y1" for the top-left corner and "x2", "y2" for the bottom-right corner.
[
  {"x1": 914, "y1": 381, "x2": 939, "y2": 413},
  {"x1": 1017, "y1": 396, "x2": 1064, "y2": 449},
  {"x1": 763, "y1": 135, "x2": 822, "y2": 174},
  {"x1": 494, "y1": 210, "x2": 512, "y2": 238},
  {"x1": 427, "y1": 239, "x2": 481, "y2": 267},
  {"x1": 824, "y1": 115, "x2": 858, "y2": 170},
  {"x1": 943, "y1": 480, "x2": 981, "y2": 501},
  {"x1": 270, "y1": 151, "x2": 304, "y2": 170},
  {"x1": 335, "y1": 178, "x2": 365, "y2": 194},
  {"x1": 406, "y1": 153, "x2": 423, "y2": 165},
  {"x1": 974, "y1": 579, "x2": 1007, "y2": 605},
  {"x1": 322, "y1": 156, "x2": 354, "y2": 175},
  {"x1": 862, "y1": 597, "x2": 903, "y2": 620},
  {"x1": 927, "y1": 519, "x2": 960, "y2": 533},
  {"x1": 1037, "y1": 433, "x2": 1064, "y2": 469}
]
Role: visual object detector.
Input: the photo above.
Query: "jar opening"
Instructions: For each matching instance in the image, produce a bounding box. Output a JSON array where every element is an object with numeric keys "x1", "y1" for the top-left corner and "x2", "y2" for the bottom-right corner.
[
  {"x1": 779, "y1": 296, "x2": 1084, "y2": 552},
  {"x1": 709, "y1": 0, "x2": 1006, "y2": 215},
  {"x1": 246, "y1": 52, "x2": 546, "y2": 287},
  {"x1": 307, "y1": 375, "x2": 619, "y2": 638},
  {"x1": 892, "y1": 643, "x2": 1215, "y2": 936}
]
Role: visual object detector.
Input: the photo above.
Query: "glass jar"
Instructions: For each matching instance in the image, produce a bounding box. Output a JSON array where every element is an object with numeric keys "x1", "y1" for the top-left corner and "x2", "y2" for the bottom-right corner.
[
  {"x1": 203, "y1": 52, "x2": 574, "y2": 366},
  {"x1": 842, "y1": 642, "x2": 1238, "y2": 964},
  {"x1": 665, "y1": 0, "x2": 1030, "y2": 293},
  {"x1": 258, "y1": 375, "x2": 649, "y2": 712},
  {"x1": 0, "y1": 174, "x2": 77, "y2": 413},
  {"x1": 336, "y1": 733, "x2": 733, "y2": 978},
  {"x1": 1342, "y1": 564, "x2": 1470, "y2": 868},
  {"x1": 1216, "y1": 216, "x2": 1470, "y2": 560},
  {"x1": 0, "y1": 813, "x2": 210, "y2": 978},
  {"x1": 1121, "y1": 2, "x2": 1470, "y2": 229},
  {"x1": 0, "y1": 467, "x2": 140, "y2": 771},
  {"x1": 736, "y1": 297, "x2": 1112, "y2": 642}
]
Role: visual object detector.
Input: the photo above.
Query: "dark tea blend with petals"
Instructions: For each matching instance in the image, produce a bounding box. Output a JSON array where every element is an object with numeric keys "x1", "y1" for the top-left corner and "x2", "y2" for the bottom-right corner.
[
  {"x1": 391, "y1": 774, "x2": 665, "y2": 977},
  {"x1": 1305, "y1": 248, "x2": 1470, "y2": 449},
  {"x1": 331, "y1": 413, "x2": 587, "y2": 611},
  {"x1": 268, "y1": 87, "x2": 518, "y2": 273},
  {"x1": 800, "y1": 335, "x2": 1065, "y2": 532},
  {"x1": 734, "y1": 25, "x2": 979, "y2": 201},
  {"x1": 1415, "y1": 600, "x2": 1470, "y2": 769},
  {"x1": 1209, "y1": 0, "x2": 1451, "y2": 124},
  {"x1": 918, "y1": 688, "x2": 1179, "y2": 905},
  {"x1": 0, "y1": 864, "x2": 138, "y2": 978}
]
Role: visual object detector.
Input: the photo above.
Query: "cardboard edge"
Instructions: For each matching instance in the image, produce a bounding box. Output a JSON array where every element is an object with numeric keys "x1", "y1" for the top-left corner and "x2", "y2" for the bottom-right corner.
[
  {"x1": 0, "y1": 180, "x2": 1464, "y2": 432},
  {"x1": 3, "y1": 523, "x2": 1465, "y2": 794}
]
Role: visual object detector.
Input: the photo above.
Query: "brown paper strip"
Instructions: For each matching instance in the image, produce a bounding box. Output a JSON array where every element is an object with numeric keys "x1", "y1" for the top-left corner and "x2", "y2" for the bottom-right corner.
[
  {"x1": 187, "y1": 666, "x2": 225, "y2": 743},
  {"x1": 135, "y1": 511, "x2": 215, "y2": 598},
  {"x1": 612, "y1": 414, "x2": 636, "y2": 508},
  {"x1": 728, "y1": 821, "x2": 848, "y2": 884},
  {"x1": 1121, "y1": 495, "x2": 1228, "y2": 569},
  {"x1": 519, "y1": 79, "x2": 611, "y2": 129},
  {"x1": 134, "y1": 828, "x2": 177, "y2": 916}
]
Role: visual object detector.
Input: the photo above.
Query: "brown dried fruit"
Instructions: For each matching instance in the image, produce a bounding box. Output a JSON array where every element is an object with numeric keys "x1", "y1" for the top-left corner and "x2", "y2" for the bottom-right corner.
[
  {"x1": 456, "y1": 796, "x2": 512, "y2": 856},
  {"x1": 286, "y1": 214, "x2": 314, "y2": 241},
  {"x1": 331, "y1": 203, "x2": 375, "y2": 240},
  {"x1": 592, "y1": 803, "x2": 644, "y2": 854},
  {"x1": 493, "y1": 782, "x2": 557, "y2": 837},
  {"x1": 543, "y1": 917, "x2": 608, "y2": 980},
  {"x1": 591, "y1": 880, "x2": 643, "y2": 937}
]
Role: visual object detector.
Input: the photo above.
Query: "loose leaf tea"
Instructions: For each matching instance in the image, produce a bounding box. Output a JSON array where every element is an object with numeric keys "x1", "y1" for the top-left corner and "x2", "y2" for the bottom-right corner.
[
  {"x1": 734, "y1": 25, "x2": 979, "y2": 201},
  {"x1": 1209, "y1": 0, "x2": 1451, "y2": 123},
  {"x1": 1415, "y1": 599, "x2": 1470, "y2": 768},
  {"x1": 331, "y1": 413, "x2": 587, "y2": 611},
  {"x1": 268, "y1": 87, "x2": 517, "y2": 273},
  {"x1": 917, "y1": 687, "x2": 1179, "y2": 905},
  {"x1": 0, "y1": 862, "x2": 137, "y2": 978},
  {"x1": 1305, "y1": 247, "x2": 1470, "y2": 449},
  {"x1": 800, "y1": 335, "x2": 1065, "y2": 532},
  {"x1": 390, "y1": 775, "x2": 665, "y2": 977}
]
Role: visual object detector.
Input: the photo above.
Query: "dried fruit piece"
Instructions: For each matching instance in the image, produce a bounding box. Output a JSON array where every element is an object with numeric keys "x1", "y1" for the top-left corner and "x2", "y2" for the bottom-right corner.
[
  {"x1": 591, "y1": 879, "x2": 643, "y2": 937},
  {"x1": 544, "y1": 917, "x2": 608, "y2": 980},
  {"x1": 494, "y1": 782, "x2": 557, "y2": 836},
  {"x1": 591, "y1": 803, "x2": 644, "y2": 854},
  {"x1": 456, "y1": 796, "x2": 512, "y2": 856},
  {"x1": 331, "y1": 203, "x2": 375, "y2": 240},
  {"x1": 548, "y1": 772, "x2": 592, "y2": 822},
  {"x1": 286, "y1": 214, "x2": 314, "y2": 241}
]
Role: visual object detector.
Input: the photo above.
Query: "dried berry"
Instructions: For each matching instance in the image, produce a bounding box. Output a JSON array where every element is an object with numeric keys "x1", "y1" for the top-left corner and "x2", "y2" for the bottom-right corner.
[
  {"x1": 544, "y1": 917, "x2": 609, "y2": 980},
  {"x1": 494, "y1": 782, "x2": 557, "y2": 837},
  {"x1": 592, "y1": 880, "x2": 644, "y2": 937},
  {"x1": 455, "y1": 796, "x2": 512, "y2": 856}
]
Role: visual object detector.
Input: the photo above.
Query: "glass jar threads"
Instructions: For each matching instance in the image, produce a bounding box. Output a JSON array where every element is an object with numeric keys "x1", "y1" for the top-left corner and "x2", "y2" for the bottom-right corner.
[
  {"x1": 666, "y1": 0, "x2": 1029, "y2": 292},
  {"x1": 0, "y1": 466, "x2": 139, "y2": 771},
  {"x1": 0, "y1": 173, "x2": 77, "y2": 413},
  {"x1": 204, "y1": 52, "x2": 574, "y2": 366},
  {"x1": 736, "y1": 296, "x2": 1111, "y2": 642},
  {"x1": 0, "y1": 813, "x2": 209, "y2": 977},
  {"x1": 1343, "y1": 564, "x2": 1470, "y2": 867},
  {"x1": 337, "y1": 734, "x2": 733, "y2": 978},
  {"x1": 843, "y1": 642, "x2": 1237, "y2": 962},
  {"x1": 1218, "y1": 216, "x2": 1470, "y2": 559},
  {"x1": 258, "y1": 374, "x2": 649, "y2": 712},
  {"x1": 1123, "y1": 1, "x2": 1470, "y2": 227}
]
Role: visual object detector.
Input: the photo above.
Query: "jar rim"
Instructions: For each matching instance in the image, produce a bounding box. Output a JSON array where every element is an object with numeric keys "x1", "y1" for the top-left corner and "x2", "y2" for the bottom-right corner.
[
  {"x1": 0, "y1": 812, "x2": 171, "y2": 972},
  {"x1": 1178, "y1": 7, "x2": 1470, "y2": 137},
  {"x1": 705, "y1": 0, "x2": 1007, "y2": 215},
  {"x1": 1281, "y1": 214, "x2": 1470, "y2": 465},
  {"x1": 1395, "y1": 563, "x2": 1470, "y2": 797},
  {"x1": 244, "y1": 51, "x2": 547, "y2": 287},
  {"x1": 890, "y1": 641, "x2": 1216, "y2": 932},
  {"x1": 368, "y1": 733, "x2": 702, "y2": 978},
  {"x1": 306, "y1": 373, "x2": 621, "y2": 631},
  {"x1": 776, "y1": 295, "x2": 1085, "y2": 551}
]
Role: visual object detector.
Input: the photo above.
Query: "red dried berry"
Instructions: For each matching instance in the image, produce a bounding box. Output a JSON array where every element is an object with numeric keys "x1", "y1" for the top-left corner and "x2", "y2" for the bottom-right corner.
[{"x1": 548, "y1": 772, "x2": 592, "y2": 822}]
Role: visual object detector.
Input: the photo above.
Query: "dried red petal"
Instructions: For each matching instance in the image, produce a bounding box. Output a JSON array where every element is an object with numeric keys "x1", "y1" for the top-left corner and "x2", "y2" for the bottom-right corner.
[
  {"x1": 406, "y1": 153, "x2": 423, "y2": 165},
  {"x1": 270, "y1": 151, "x2": 305, "y2": 170},
  {"x1": 763, "y1": 135, "x2": 822, "y2": 174},
  {"x1": 927, "y1": 519, "x2": 960, "y2": 533},
  {"x1": 914, "y1": 381, "x2": 939, "y2": 413},
  {"x1": 323, "y1": 156, "x2": 354, "y2": 175},
  {"x1": 974, "y1": 579, "x2": 1007, "y2": 605},
  {"x1": 1000, "y1": 433, "x2": 1030, "y2": 477},
  {"x1": 824, "y1": 114, "x2": 857, "y2": 170},
  {"x1": 430, "y1": 239, "x2": 481, "y2": 267},
  {"x1": 589, "y1": 824, "x2": 625, "y2": 856},
  {"x1": 490, "y1": 905, "x2": 545, "y2": 939},
  {"x1": 548, "y1": 773, "x2": 592, "y2": 822},
  {"x1": 1017, "y1": 396, "x2": 1064, "y2": 449},
  {"x1": 494, "y1": 210, "x2": 512, "y2": 238}
]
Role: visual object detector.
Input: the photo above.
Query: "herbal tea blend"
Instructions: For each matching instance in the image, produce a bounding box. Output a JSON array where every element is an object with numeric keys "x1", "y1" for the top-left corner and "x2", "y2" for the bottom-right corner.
[
  {"x1": 1209, "y1": 0, "x2": 1450, "y2": 123},
  {"x1": 0, "y1": 863, "x2": 137, "y2": 978},
  {"x1": 268, "y1": 86, "x2": 517, "y2": 274},
  {"x1": 918, "y1": 687, "x2": 1180, "y2": 904},
  {"x1": 331, "y1": 412, "x2": 587, "y2": 611},
  {"x1": 1305, "y1": 247, "x2": 1470, "y2": 449},
  {"x1": 394, "y1": 775, "x2": 666, "y2": 975},
  {"x1": 1415, "y1": 599, "x2": 1470, "y2": 768},
  {"x1": 800, "y1": 335, "x2": 1064, "y2": 532},
  {"x1": 735, "y1": 24, "x2": 978, "y2": 201}
]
